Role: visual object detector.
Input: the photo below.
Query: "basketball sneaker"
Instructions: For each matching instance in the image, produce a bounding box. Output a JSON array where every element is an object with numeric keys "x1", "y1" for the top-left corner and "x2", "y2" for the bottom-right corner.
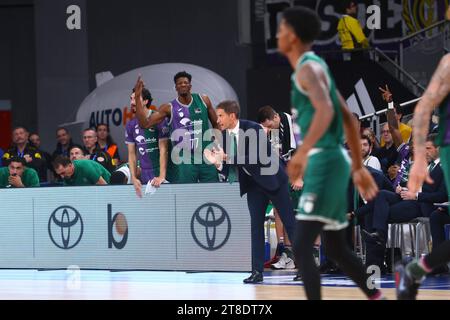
[
  {"x1": 271, "y1": 252, "x2": 295, "y2": 269},
  {"x1": 395, "y1": 262, "x2": 421, "y2": 300}
]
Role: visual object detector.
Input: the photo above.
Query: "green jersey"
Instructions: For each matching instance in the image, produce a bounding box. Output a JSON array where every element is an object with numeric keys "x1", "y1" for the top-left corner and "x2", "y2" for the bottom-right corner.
[
  {"x1": 0, "y1": 167, "x2": 40, "y2": 188},
  {"x1": 64, "y1": 159, "x2": 111, "y2": 186},
  {"x1": 291, "y1": 51, "x2": 344, "y2": 148},
  {"x1": 292, "y1": 52, "x2": 349, "y2": 230}
]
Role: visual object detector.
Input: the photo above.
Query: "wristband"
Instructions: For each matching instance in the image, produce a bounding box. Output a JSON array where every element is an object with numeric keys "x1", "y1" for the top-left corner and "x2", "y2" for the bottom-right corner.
[{"x1": 388, "y1": 101, "x2": 394, "y2": 110}]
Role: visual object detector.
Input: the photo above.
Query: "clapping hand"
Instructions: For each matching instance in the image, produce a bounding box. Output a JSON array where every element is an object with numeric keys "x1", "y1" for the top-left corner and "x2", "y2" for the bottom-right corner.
[{"x1": 204, "y1": 146, "x2": 226, "y2": 168}]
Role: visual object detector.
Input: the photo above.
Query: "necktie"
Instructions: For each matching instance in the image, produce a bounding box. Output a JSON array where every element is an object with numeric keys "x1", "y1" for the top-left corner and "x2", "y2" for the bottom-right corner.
[
  {"x1": 227, "y1": 133, "x2": 238, "y2": 183},
  {"x1": 428, "y1": 161, "x2": 436, "y2": 173}
]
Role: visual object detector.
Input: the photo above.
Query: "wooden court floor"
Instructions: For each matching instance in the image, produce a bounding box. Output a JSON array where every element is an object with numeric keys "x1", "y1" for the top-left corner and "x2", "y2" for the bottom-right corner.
[{"x1": 0, "y1": 269, "x2": 447, "y2": 299}]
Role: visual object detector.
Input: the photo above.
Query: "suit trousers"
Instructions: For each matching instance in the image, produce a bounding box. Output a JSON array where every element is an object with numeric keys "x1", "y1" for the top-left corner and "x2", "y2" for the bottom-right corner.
[{"x1": 246, "y1": 181, "x2": 296, "y2": 272}]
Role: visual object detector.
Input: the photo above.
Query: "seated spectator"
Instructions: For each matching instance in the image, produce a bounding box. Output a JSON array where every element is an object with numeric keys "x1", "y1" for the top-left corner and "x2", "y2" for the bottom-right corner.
[
  {"x1": 96, "y1": 123, "x2": 121, "y2": 166},
  {"x1": 29, "y1": 132, "x2": 52, "y2": 182},
  {"x1": 362, "y1": 134, "x2": 446, "y2": 245},
  {"x1": 53, "y1": 156, "x2": 110, "y2": 185},
  {"x1": 0, "y1": 156, "x2": 39, "y2": 188},
  {"x1": 69, "y1": 145, "x2": 88, "y2": 161},
  {"x1": 361, "y1": 135, "x2": 381, "y2": 171},
  {"x1": 82, "y1": 128, "x2": 115, "y2": 173},
  {"x1": 52, "y1": 127, "x2": 75, "y2": 159},
  {"x1": 359, "y1": 135, "x2": 446, "y2": 272},
  {"x1": 2, "y1": 126, "x2": 46, "y2": 182},
  {"x1": 362, "y1": 127, "x2": 380, "y2": 150},
  {"x1": 371, "y1": 123, "x2": 398, "y2": 174}
]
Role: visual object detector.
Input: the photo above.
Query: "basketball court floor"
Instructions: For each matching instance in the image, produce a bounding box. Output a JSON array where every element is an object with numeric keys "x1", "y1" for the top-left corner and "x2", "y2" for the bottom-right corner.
[{"x1": 0, "y1": 269, "x2": 448, "y2": 299}]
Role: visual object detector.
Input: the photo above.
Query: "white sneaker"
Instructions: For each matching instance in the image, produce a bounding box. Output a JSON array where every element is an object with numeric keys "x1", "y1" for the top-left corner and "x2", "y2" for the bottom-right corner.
[
  {"x1": 271, "y1": 253, "x2": 295, "y2": 269},
  {"x1": 284, "y1": 257, "x2": 296, "y2": 269},
  {"x1": 271, "y1": 253, "x2": 288, "y2": 269}
]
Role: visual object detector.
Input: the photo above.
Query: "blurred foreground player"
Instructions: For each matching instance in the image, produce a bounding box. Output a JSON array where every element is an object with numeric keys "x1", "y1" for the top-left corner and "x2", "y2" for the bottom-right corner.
[
  {"x1": 277, "y1": 6, "x2": 382, "y2": 300},
  {"x1": 396, "y1": 53, "x2": 450, "y2": 300}
]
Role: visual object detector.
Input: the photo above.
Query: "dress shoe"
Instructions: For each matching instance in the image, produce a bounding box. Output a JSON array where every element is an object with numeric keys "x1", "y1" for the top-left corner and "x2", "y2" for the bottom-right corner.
[
  {"x1": 361, "y1": 229, "x2": 385, "y2": 246},
  {"x1": 243, "y1": 270, "x2": 263, "y2": 284}
]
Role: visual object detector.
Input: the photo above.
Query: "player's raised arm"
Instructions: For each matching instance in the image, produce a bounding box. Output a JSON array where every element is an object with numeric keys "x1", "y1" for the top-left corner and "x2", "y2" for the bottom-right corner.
[{"x1": 133, "y1": 76, "x2": 170, "y2": 129}]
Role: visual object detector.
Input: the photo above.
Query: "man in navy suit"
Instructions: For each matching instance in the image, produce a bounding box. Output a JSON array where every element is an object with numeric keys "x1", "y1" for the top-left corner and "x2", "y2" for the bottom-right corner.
[
  {"x1": 204, "y1": 100, "x2": 296, "y2": 283},
  {"x1": 363, "y1": 134, "x2": 447, "y2": 245}
]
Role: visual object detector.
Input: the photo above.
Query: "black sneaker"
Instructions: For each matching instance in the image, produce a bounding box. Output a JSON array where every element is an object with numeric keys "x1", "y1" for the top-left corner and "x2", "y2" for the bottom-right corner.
[{"x1": 395, "y1": 262, "x2": 420, "y2": 300}]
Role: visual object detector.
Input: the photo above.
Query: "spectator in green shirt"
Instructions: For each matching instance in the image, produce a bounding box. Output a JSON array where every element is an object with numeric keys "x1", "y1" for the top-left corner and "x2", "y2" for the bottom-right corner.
[
  {"x1": 52, "y1": 156, "x2": 110, "y2": 186},
  {"x1": 0, "y1": 156, "x2": 40, "y2": 188}
]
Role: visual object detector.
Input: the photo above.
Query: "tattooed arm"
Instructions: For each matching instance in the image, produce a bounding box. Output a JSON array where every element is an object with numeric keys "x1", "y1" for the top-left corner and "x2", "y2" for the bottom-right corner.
[
  {"x1": 287, "y1": 62, "x2": 334, "y2": 182},
  {"x1": 408, "y1": 54, "x2": 450, "y2": 193}
]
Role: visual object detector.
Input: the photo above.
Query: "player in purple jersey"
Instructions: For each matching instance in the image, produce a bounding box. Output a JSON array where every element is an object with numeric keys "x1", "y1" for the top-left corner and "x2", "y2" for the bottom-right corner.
[
  {"x1": 134, "y1": 71, "x2": 220, "y2": 183},
  {"x1": 126, "y1": 87, "x2": 169, "y2": 197}
]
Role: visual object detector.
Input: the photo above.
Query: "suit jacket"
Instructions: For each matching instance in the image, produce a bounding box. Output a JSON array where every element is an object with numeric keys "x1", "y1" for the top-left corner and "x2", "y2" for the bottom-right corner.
[
  {"x1": 368, "y1": 166, "x2": 395, "y2": 192},
  {"x1": 417, "y1": 162, "x2": 447, "y2": 217},
  {"x1": 219, "y1": 119, "x2": 288, "y2": 196},
  {"x1": 348, "y1": 166, "x2": 395, "y2": 212}
]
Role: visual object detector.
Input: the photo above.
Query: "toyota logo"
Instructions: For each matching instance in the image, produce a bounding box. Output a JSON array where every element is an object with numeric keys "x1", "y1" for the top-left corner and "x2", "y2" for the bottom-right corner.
[
  {"x1": 191, "y1": 203, "x2": 231, "y2": 251},
  {"x1": 48, "y1": 205, "x2": 84, "y2": 249}
]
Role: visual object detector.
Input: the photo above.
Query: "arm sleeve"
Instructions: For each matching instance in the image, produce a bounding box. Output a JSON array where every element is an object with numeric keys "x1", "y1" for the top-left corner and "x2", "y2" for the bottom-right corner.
[
  {"x1": 348, "y1": 18, "x2": 368, "y2": 46},
  {"x1": 27, "y1": 169, "x2": 40, "y2": 187}
]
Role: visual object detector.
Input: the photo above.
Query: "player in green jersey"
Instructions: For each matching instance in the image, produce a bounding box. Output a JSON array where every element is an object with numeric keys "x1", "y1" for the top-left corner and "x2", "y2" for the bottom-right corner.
[{"x1": 277, "y1": 6, "x2": 381, "y2": 300}]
